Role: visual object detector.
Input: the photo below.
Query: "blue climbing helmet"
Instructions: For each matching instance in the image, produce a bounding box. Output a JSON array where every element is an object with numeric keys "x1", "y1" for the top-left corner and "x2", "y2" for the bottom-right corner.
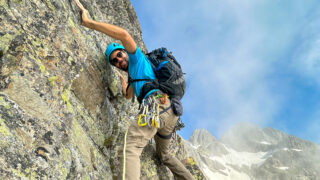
[{"x1": 105, "y1": 43, "x2": 125, "y2": 62}]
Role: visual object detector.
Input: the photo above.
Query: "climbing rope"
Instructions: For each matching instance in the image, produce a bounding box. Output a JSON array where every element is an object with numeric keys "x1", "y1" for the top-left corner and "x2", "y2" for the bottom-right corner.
[{"x1": 122, "y1": 129, "x2": 128, "y2": 180}]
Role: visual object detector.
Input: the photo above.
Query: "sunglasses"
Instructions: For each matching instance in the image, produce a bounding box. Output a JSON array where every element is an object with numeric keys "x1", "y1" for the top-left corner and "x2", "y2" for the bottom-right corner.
[{"x1": 110, "y1": 51, "x2": 124, "y2": 65}]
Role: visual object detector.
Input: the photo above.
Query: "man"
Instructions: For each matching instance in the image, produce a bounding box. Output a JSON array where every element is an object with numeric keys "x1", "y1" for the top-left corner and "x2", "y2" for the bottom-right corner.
[{"x1": 74, "y1": 1, "x2": 194, "y2": 179}]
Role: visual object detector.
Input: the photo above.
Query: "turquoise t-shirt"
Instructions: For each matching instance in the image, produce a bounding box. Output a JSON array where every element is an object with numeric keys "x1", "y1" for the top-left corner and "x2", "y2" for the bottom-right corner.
[{"x1": 128, "y1": 46, "x2": 157, "y2": 98}]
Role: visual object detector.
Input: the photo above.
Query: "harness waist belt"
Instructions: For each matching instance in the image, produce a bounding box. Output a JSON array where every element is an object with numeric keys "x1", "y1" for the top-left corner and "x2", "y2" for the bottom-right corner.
[{"x1": 160, "y1": 106, "x2": 171, "y2": 115}]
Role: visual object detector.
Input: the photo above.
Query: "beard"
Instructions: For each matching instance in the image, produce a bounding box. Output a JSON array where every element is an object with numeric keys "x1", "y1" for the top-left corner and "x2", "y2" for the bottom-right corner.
[
  {"x1": 120, "y1": 65, "x2": 128, "y2": 71},
  {"x1": 119, "y1": 57, "x2": 129, "y2": 71}
]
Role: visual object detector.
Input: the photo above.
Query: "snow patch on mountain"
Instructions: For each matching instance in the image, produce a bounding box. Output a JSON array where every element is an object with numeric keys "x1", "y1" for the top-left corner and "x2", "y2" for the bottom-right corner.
[
  {"x1": 202, "y1": 163, "x2": 251, "y2": 180},
  {"x1": 276, "y1": 166, "x2": 289, "y2": 170},
  {"x1": 283, "y1": 148, "x2": 302, "y2": 152},
  {"x1": 209, "y1": 145, "x2": 268, "y2": 167},
  {"x1": 191, "y1": 144, "x2": 200, "y2": 149},
  {"x1": 292, "y1": 148, "x2": 302, "y2": 152},
  {"x1": 260, "y1": 141, "x2": 271, "y2": 145}
]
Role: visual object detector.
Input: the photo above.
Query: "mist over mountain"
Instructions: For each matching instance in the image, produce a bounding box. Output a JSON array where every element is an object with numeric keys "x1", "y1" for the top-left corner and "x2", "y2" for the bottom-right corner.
[{"x1": 184, "y1": 122, "x2": 320, "y2": 180}]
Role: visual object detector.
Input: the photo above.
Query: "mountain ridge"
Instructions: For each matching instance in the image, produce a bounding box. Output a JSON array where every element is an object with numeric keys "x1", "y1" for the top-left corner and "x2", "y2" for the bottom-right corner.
[{"x1": 185, "y1": 122, "x2": 320, "y2": 180}]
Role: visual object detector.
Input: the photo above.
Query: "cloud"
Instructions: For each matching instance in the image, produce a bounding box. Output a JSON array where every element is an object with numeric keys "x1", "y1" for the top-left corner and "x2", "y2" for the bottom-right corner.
[
  {"x1": 175, "y1": 0, "x2": 284, "y2": 136},
  {"x1": 292, "y1": 37, "x2": 320, "y2": 85},
  {"x1": 132, "y1": 0, "x2": 320, "y2": 142},
  {"x1": 135, "y1": 0, "x2": 285, "y2": 130}
]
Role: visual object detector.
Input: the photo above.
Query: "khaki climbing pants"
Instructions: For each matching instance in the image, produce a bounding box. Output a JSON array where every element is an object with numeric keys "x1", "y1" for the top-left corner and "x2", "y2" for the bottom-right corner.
[{"x1": 118, "y1": 96, "x2": 194, "y2": 180}]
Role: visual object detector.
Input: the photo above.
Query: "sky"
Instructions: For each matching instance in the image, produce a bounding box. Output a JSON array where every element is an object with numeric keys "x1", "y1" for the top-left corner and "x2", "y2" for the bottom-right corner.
[{"x1": 130, "y1": 0, "x2": 320, "y2": 144}]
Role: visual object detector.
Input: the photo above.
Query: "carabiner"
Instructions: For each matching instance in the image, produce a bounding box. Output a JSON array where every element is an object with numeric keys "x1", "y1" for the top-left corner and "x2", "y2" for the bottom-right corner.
[
  {"x1": 138, "y1": 114, "x2": 147, "y2": 126},
  {"x1": 138, "y1": 104, "x2": 148, "y2": 126}
]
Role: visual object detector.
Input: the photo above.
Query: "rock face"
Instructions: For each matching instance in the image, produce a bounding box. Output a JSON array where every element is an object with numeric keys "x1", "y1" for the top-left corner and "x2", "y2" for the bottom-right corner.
[
  {"x1": 0, "y1": 0, "x2": 204, "y2": 179},
  {"x1": 184, "y1": 122, "x2": 320, "y2": 180}
]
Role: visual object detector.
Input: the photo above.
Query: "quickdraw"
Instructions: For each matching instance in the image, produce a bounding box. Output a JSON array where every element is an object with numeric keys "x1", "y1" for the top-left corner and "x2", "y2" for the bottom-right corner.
[{"x1": 138, "y1": 95, "x2": 162, "y2": 128}]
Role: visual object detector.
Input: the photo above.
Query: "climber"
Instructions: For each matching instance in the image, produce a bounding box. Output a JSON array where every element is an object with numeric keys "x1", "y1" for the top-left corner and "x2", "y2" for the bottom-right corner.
[{"x1": 74, "y1": 0, "x2": 193, "y2": 180}]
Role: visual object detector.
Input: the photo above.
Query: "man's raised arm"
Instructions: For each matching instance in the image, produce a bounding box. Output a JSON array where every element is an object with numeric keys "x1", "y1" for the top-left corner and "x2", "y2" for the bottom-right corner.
[{"x1": 74, "y1": 0, "x2": 136, "y2": 54}]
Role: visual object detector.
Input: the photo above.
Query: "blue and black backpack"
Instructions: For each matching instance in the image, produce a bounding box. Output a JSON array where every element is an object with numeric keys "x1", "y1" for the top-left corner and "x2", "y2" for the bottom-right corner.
[{"x1": 128, "y1": 48, "x2": 186, "y2": 114}]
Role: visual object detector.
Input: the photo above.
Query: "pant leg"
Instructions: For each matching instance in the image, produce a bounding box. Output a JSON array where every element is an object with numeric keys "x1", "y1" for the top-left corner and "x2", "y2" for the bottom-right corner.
[
  {"x1": 118, "y1": 116, "x2": 157, "y2": 180},
  {"x1": 155, "y1": 100, "x2": 194, "y2": 180}
]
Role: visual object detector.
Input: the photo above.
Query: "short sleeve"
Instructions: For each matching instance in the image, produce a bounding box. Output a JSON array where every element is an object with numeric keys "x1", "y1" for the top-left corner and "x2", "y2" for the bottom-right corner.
[{"x1": 128, "y1": 46, "x2": 145, "y2": 64}]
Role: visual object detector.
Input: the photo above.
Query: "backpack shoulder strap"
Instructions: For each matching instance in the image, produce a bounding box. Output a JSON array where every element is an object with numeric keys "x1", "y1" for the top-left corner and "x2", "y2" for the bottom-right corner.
[
  {"x1": 129, "y1": 78, "x2": 153, "y2": 83},
  {"x1": 126, "y1": 75, "x2": 136, "y2": 103},
  {"x1": 128, "y1": 75, "x2": 152, "y2": 83}
]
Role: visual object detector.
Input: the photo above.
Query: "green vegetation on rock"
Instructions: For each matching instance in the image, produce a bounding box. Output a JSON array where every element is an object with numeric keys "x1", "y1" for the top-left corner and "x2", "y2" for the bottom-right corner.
[
  {"x1": 0, "y1": 97, "x2": 10, "y2": 109},
  {"x1": 11, "y1": 168, "x2": 27, "y2": 178},
  {"x1": 12, "y1": 0, "x2": 22, "y2": 3},
  {"x1": 61, "y1": 88, "x2": 72, "y2": 113},
  {"x1": 48, "y1": 76, "x2": 58, "y2": 86},
  {"x1": 68, "y1": 17, "x2": 75, "y2": 28},
  {"x1": 109, "y1": 78, "x2": 118, "y2": 96},
  {"x1": 61, "y1": 1, "x2": 66, "y2": 9},
  {"x1": 44, "y1": 0, "x2": 54, "y2": 11},
  {"x1": 35, "y1": 59, "x2": 46, "y2": 74},
  {"x1": 0, "y1": 117, "x2": 12, "y2": 137},
  {"x1": 67, "y1": 56, "x2": 73, "y2": 66},
  {"x1": 104, "y1": 136, "x2": 114, "y2": 147},
  {"x1": 0, "y1": 34, "x2": 14, "y2": 54},
  {"x1": 187, "y1": 157, "x2": 196, "y2": 166},
  {"x1": 31, "y1": 38, "x2": 42, "y2": 47}
]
